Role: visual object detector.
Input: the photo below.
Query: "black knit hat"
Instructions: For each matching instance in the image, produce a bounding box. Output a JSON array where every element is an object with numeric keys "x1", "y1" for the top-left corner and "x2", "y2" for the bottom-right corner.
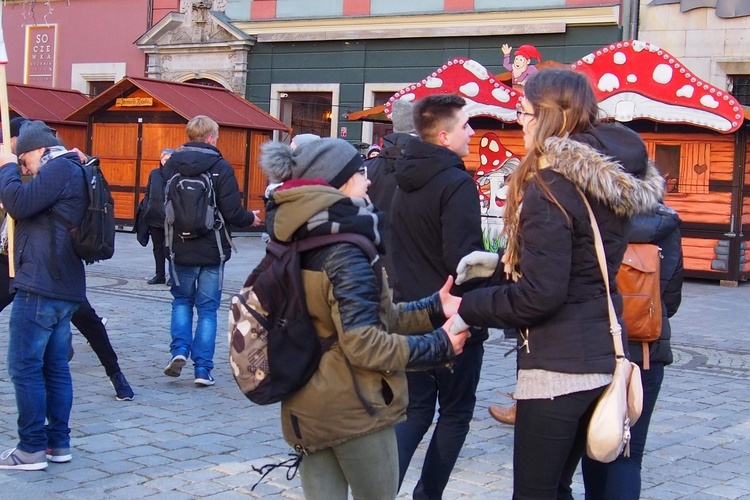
[{"x1": 15, "y1": 120, "x2": 59, "y2": 156}]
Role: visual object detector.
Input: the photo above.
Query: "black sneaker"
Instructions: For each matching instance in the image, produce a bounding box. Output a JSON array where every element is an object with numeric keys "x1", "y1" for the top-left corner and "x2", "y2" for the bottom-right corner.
[
  {"x1": 147, "y1": 276, "x2": 166, "y2": 285},
  {"x1": 109, "y1": 372, "x2": 134, "y2": 401}
]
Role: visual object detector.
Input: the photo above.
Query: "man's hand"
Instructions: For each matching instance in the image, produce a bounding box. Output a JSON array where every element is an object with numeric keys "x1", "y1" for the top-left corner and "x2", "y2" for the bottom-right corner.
[
  {"x1": 501, "y1": 44, "x2": 512, "y2": 56},
  {"x1": 438, "y1": 275, "x2": 461, "y2": 318},
  {"x1": 251, "y1": 210, "x2": 263, "y2": 227},
  {"x1": 455, "y1": 251, "x2": 499, "y2": 285}
]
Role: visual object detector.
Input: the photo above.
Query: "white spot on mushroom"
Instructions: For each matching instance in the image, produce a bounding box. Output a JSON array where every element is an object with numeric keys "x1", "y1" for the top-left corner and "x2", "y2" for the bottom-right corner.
[
  {"x1": 700, "y1": 95, "x2": 720, "y2": 109},
  {"x1": 491, "y1": 88, "x2": 511, "y2": 103},
  {"x1": 489, "y1": 140, "x2": 500, "y2": 153},
  {"x1": 582, "y1": 54, "x2": 595, "y2": 64},
  {"x1": 459, "y1": 82, "x2": 480, "y2": 97},
  {"x1": 505, "y1": 151, "x2": 513, "y2": 158},
  {"x1": 480, "y1": 137, "x2": 489, "y2": 147},
  {"x1": 632, "y1": 40, "x2": 647, "y2": 52},
  {"x1": 676, "y1": 85, "x2": 694, "y2": 98},
  {"x1": 598, "y1": 74, "x2": 620, "y2": 92},
  {"x1": 613, "y1": 52, "x2": 627, "y2": 65},
  {"x1": 653, "y1": 64, "x2": 673, "y2": 84},
  {"x1": 480, "y1": 154, "x2": 488, "y2": 165},
  {"x1": 627, "y1": 74, "x2": 637, "y2": 83},
  {"x1": 492, "y1": 159, "x2": 500, "y2": 166},
  {"x1": 425, "y1": 77, "x2": 443, "y2": 89},
  {"x1": 649, "y1": 45, "x2": 661, "y2": 53},
  {"x1": 463, "y1": 60, "x2": 490, "y2": 80},
  {"x1": 614, "y1": 100, "x2": 636, "y2": 121}
]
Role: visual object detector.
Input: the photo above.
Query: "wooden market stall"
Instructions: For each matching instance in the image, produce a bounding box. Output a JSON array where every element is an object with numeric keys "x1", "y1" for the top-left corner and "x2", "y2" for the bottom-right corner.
[
  {"x1": 66, "y1": 77, "x2": 290, "y2": 229},
  {"x1": 356, "y1": 42, "x2": 750, "y2": 283},
  {"x1": 4, "y1": 83, "x2": 89, "y2": 149}
]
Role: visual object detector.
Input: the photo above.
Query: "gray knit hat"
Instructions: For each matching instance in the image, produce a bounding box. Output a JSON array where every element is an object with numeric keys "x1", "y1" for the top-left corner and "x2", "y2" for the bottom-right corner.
[
  {"x1": 290, "y1": 133, "x2": 321, "y2": 150},
  {"x1": 15, "y1": 120, "x2": 59, "y2": 156},
  {"x1": 391, "y1": 99, "x2": 417, "y2": 135},
  {"x1": 260, "y1": 137, "x2": 363, "y2": 189}
]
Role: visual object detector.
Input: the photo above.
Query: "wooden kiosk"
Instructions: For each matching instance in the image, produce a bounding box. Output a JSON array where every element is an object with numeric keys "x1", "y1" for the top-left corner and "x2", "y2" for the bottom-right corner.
[
  {"x1": 365, "y1": 42, "x2": 750, "y2": 283},
  {"x1": 66, "y1": 77, "x2": 290, "y2": 229}
]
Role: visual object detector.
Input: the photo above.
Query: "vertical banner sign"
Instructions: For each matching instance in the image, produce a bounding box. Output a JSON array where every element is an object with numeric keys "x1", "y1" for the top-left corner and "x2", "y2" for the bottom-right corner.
[
  {"x1": 0, "y1": 6, "x2": 15, "y2": 277},
  {"x1": 24, "y1": 24, "x2": 57, "y2": 86}
]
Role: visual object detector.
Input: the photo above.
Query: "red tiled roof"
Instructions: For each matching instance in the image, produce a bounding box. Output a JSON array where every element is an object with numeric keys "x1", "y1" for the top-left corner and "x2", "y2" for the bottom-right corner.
[
  {"x1": 66, "y1": 77, "x2": 290, "y2": 132},
  {"x1": 7, "y1": 83, "x2": 90, "y2": 124}
]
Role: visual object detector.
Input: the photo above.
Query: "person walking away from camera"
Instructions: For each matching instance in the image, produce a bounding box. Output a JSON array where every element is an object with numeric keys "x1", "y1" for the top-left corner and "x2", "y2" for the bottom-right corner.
[
  {"x1": 367, "y1": 98, "x2": 419, "y2": 290},
  {"x1": 389, "y1": 94, "x2": 488, "y2": 499},
  {"x1": 0, "y1": 121, "x2": 88, "y2": 470},
  {"x1": 452, "y1": 69, "x2": 665, "y2": 498},
  {"x1": 259, "y1": 137, "x2": 469, "y2": 500},
  {"x1": 581, "y1": 204, "x2": 683, "y2": 499},
  {"x1": 162, "y1": 115, "x2": 262, "y2": 386},
  {"x1": 142, "y1": 148, "x2": 173, "y2": 285}
]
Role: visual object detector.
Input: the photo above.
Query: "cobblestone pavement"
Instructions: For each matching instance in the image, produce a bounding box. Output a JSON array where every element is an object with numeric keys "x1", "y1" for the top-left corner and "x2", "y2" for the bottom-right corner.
[{"x1": 1, "y1": 233, "x2": 750, "y2": 499}]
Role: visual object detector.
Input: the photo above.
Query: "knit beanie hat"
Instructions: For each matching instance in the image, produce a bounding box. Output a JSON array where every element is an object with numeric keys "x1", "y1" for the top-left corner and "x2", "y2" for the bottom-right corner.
[
  {"x1": 15, "y1": 120, "x2": 59, "y2": 156},
  {"x1": 260, "y1": 137, "x2": 363, "y2": 189},
  {"x1": 290, "y1": 133, "x2": 321, "y2": 150},
  {"x1": 390, "y1": 99, "x2": 417, "y2": 135},
  {"x1": 0, "y1": 117, "x2": 28, "y2": 143}
]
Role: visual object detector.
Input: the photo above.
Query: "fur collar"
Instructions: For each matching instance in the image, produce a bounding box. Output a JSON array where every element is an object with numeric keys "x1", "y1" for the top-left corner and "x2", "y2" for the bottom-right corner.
[{"x1": 543, "y1": 135, "x2": 665, "y2": 217}]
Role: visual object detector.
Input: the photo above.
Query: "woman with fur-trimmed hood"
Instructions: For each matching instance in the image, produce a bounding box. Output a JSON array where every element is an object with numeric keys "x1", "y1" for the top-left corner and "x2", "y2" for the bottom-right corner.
[
  {"x1": 451, "y1": 69, "x2": 665, "y2": 498},
  {"x1": 258, "y1": 137, "x2": 469, "y2": 500}
]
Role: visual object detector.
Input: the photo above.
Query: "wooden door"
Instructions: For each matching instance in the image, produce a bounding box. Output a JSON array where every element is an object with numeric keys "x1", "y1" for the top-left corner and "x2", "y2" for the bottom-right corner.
[{"x1": 91, "y1": 123, "x2": 139, "y2": 222}]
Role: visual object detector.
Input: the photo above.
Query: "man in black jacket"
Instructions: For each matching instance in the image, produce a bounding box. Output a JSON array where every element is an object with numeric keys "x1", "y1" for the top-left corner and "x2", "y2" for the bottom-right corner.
[
  {"x1": 390, "y1": 94, "x2": 488, "y2": 499},
  {"x1": 162, "y1": 115, "x2": 261, "y2": 386}
]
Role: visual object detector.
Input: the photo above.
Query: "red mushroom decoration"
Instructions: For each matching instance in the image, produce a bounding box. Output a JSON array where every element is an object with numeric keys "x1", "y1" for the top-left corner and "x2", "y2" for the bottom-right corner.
[
  {"x1": 571, "y1": 40, "x2": 743, "y2": 133},
  {"x1": 384, "y1": 58, "x2": 522, "y2": 123}
]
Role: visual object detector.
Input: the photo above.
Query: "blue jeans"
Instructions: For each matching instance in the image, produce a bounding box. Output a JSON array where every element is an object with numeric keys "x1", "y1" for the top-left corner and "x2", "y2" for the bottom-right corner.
[
  {"x1": 169, "y1": 263, "x2": 223, "y2": 371},
  {"x1": 7, "y1": 290, "x2": 79, "y2": 453},
  {"x1": 395, "y1": 341, "x2": 484, "y2": 499},
  {"x1": 581, "y1": 362, "x2": 665, "y2": 500}
]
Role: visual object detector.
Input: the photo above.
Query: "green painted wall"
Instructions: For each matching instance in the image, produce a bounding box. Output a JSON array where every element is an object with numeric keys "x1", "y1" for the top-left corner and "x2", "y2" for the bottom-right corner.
[{"x1": 245, "y1": 25, "x2": 622, "y2": 141}]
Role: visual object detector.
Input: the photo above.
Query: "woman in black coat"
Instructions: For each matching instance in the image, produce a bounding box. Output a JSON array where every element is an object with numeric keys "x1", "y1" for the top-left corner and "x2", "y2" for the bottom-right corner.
[{"x1": 141, "y1": 148, "x2": 172, "y2": 284}]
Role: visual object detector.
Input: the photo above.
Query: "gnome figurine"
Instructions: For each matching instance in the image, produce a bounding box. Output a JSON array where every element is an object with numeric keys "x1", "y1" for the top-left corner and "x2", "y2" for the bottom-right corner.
[{"x1": 501, "y1": 44, "x2": 542, "y2": 86}]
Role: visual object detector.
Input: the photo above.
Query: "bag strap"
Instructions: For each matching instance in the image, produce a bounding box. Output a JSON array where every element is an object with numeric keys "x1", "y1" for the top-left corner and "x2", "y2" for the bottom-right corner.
[{"x1": 576, "y1": 188, "x2": 626, "y2": 359}]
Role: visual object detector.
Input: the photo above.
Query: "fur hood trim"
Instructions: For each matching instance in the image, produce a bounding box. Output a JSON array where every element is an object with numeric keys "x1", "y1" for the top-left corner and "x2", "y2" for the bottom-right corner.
[{"x1": 543, "y1": 136, "x2": 665, "y2": 218}]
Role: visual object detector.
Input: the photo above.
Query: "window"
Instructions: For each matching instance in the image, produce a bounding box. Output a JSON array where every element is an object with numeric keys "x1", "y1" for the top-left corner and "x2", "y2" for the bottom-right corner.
[
  {"x1": 729, "y1": 75, "x2": 750, "y2": 106},
  {"x1": 279, "y1": 92, "x2": 333, "y2": 139},
  {"x1": 654, "y1": 144, "x2": 681, "y2": 193},
  {"x1": 371, "y1": 91, "x2": 395, "y2": 148},
  {"x1": 88, "y1": 81, "x2": 114, "y2": 97}
]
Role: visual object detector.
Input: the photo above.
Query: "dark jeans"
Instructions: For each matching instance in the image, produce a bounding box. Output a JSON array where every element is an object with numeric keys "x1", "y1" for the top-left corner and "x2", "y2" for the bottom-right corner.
[
  {"x1": 0, "y1": 253, "x2": 14, "y2": 312},
  {"x1": 395, "y1": 341, "x2": 484, "y2": 500},
  {"x1": 71, "y1": 298, "x2": 121, "y2": 377},
  {"x1": 149, "y1": 225, "x2": 166, "y2": 280},
  {"x1": 581, "y1": 363, "x2": 665, "y2": 500},
  {"x1": 514, "y1": 385, "x2": 606, "y2": 500}
]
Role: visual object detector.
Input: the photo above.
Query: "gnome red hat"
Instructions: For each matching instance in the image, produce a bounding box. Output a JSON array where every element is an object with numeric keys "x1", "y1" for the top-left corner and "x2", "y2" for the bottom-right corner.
[{"x1": 515, "y1": 45, "x2": 542, "y2": 62}]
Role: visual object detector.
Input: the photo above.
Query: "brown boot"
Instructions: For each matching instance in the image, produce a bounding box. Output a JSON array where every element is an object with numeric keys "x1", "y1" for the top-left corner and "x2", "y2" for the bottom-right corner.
[{"x1": 489, "y1": 403, "x2": 516, "y2": 425}]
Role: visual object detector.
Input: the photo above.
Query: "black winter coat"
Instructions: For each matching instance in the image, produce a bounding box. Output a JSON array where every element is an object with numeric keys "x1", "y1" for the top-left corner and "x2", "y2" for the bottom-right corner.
[
  {"x1": 162, "y1": 142, "x2": 256, "y2": 267},
  {"x1": 391, "y1": 139, "x2": 489, "y2": 343},
  {"x1": 366, "y1": 132, "x2": 416, "y2": 288},
  {"x1": 143, "y1": 166, "x2": 165, "y2": 228},
  {"x1": 0, "y1": 151, "x2": 87, "y2": 302},
  {"x1": 459, "y1": 125, "x2": 665, "y2": 374},
  {"x1": 627, "y1": 204, "x2": 683, "y2": 366}
]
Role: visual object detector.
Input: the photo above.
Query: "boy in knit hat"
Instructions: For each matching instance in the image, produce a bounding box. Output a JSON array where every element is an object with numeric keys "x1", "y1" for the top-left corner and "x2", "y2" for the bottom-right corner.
[
  {"x1": 0, "y1": 120, "x2": 88, "y2": 470},
  {"x1": 257, "y1": 137, "x2": 467, "y2": 499}
]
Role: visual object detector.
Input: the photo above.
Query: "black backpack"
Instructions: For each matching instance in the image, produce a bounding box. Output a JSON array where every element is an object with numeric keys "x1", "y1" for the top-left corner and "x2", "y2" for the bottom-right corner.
[
  {"x1": 228, "y1": 233, "x2": 381, "y2": 405},
  {"x1": 53, "y1": 156, "x2": 116, "y2": 264},
  {"x1": 164, "y1": 147, "x2": 235, "y2": 288}
]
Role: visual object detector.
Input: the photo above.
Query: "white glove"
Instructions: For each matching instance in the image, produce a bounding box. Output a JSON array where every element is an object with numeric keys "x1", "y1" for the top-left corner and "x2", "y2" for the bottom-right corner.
[
  {"x1": 455, "y1": 251, "x2": 499, "y2": 285},
  {"x1": 449, "y1": 314, "x2": 471, "y2": 336}
]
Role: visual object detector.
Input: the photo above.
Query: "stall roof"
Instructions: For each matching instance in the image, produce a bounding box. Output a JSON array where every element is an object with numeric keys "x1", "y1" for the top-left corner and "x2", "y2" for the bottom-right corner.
[
  {"x1": 7, "y1": 83, "x2": 89, "y2": 125},
  {"x1": 67, "y1": 77, "x2": 290, "y2": 132}
]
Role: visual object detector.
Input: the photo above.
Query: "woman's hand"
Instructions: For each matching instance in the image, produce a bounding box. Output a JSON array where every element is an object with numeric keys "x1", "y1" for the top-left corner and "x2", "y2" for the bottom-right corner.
[
  {"x1": 443, "y1": 315, "x2": 469, "y2": 355},
  {"x1": 439, "y1": 275, "x2": 461, "y2": 318}
]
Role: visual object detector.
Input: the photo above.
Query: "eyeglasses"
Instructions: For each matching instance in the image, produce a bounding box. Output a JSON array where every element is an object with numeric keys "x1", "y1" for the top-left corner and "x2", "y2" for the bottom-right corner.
[
  {"x1": 17, "y1": 153, "x2": 25, "y2": 168},
  {"x1": 358, "y1": 166, "x2": 368, "y2": 179},
  {"x1": 516, "y1": 110, "x2": 536, "y2": 121}
]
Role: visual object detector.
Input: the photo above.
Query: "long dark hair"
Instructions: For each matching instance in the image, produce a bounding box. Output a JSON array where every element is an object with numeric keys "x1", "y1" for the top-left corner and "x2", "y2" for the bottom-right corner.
[{"x1": 503, "y1": 69, "x2": 600, "y2": 275}]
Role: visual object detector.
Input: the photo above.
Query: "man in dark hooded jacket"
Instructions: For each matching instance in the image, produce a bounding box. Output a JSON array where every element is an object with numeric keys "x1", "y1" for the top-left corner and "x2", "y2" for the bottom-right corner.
[
  {"x1": 162, "y1": 115, "x2": 261, "y2": 386},
  {"x1": 390, "y1": 94, "x2": 488, "y2": 499}
]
